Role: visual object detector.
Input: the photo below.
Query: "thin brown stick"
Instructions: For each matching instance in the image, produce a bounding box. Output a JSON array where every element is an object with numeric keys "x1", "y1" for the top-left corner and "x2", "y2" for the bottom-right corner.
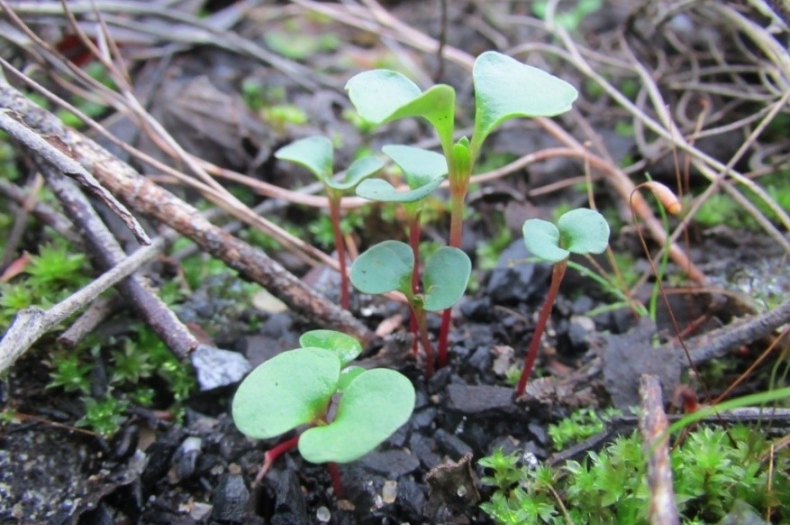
[
  {"x1": 639, "y1": 374, "x2": 680, "y2": 525},
  {"x1": 0, "y1": 82, "x2": 372, "y2": 344}
]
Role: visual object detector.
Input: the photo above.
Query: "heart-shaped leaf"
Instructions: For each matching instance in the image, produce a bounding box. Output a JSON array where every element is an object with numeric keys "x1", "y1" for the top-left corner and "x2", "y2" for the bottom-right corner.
[
  {"x1": 350, "y1": 240, "x2": 414, "y2": 296},
  {"x1": 422, "y1": 247, "x2": 471, "y2": 311},
  {"x1": 232, "y1": 348, "x2": 340, "y2": 439},
  {"x1": 274, "y1": 136, "x2": 333, "y2": 182},
  {"x1": 299, "y1": 368, "x2": 415, "y2": 463},
  {"x1": 472, "y1": 52, "x2": 578, "y2": 151},
  {"x1": 522, "y1": 219, "x2": 569, "y2": 263},
  {"x1": 326, "y1": 156, "x2": 385, "y2": 192},
  {"x1": 299, "y1": 330, "x2": 363, "y2": 367},
  {"x1": 346, "y1": 71, "x2": 456, "y2": 151},
  {"x1": 557, "y1": 208, "x2": 610, "y2": 255}
]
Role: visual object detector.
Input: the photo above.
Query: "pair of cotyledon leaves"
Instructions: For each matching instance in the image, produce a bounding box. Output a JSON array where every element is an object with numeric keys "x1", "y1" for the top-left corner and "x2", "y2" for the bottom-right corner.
[{"x1": 232, "y1": 330, "x2": 415, "y2": 464}]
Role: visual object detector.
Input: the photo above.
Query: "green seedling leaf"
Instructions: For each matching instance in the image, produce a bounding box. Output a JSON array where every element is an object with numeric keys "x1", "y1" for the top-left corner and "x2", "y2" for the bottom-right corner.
[
  {"x1": 299, "y1": 368, "x2": 415, "y2": 463},
  {"x1": 326, "y1": 156, "x2": 385, "y2": 192},
  {"x1": 356, "y1": 146, "x2": 447, "y2": 203},
  {"x1": 383, "y1": 145, "x2": 448, "y2": 189},
  {"x1": 345, "y1": 71, "x2": 456, "y2": 149},
  {"x1": 337, "y1": 366, "x2": 365, "y2": 392},
  {"x1": 275, "y1": 136, "x2": 333, "y2": 181},
  {"x1": 299, "y1": 330, "x2": 363, "y2": 367},
  {"x1": 232, "y1": 348, "x2": 340, "y2": 439},
  {"x1": 350, "y1": 240, "x2": 413, "y2": 296},
  {"x1": 422, "y1": 247, "x2": 471, "y2": 311},
  {"x1": 356, "y1": 178, "x2": 443, "y2": 203},
  {"x1": 472, "y1": 52, "x2": 578, "y2": 149},
  {"x1": 522, "y1": 219, "x2": 569, "y2": 263},
  {"x1": 557, "y1": 208, "x2": 610, "y2": 255}
]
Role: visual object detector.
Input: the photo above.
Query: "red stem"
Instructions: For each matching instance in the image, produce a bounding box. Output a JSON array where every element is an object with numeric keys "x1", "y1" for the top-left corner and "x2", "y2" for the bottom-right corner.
[
  {"x1": 255, "y1": 434, "x2": 300, "y2": 484},
  {"x1": 413, "y1": 305, "x2": 434, "y2": 378},
  {"x1": 437, "y1": 189, "x2": 467, "y2": 367},
  {"x1": 409, "y1": 215, "x2": 421, "y2": 356},
  {"x1": 328, "y1": 197, "x2": 349, "y2": 310},
  {"x1": 514, "y1": 261, "x2": 567, "y2": 399},
  {"x1": 327, "y1": 462, "x2": 344, "y2": 498}
]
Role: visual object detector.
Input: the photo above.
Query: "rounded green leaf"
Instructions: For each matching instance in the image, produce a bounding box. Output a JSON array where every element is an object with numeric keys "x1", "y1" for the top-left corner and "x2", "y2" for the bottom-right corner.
[
  {"x1": 350, "y1": 240, "x2": 414, "y2": 296},
  {"x1": 522, "y1": 219, "x2": 569, "y2": 263},
  {"x1": 557, "y1": 208, "x2": 610, "y2": 255},
  {"x1": 472, "y1": 52, "x2": 578, "y2": 148},
  {"x1": 232, "y1": 348, "x2": 341, "y2": 439},
  {"x1": 382, "y1": 145, "x2": 448, "y2": 190},
  {"x1": 345, "y1": 71, "x2": 456, "y2": 151},
  {"x1": 298, "y1": 368, "x2": 415, "y2": 463},
  {"x1": 299, "y1": 330, "x2": 363, "y2": 367},
  {"x1": 275, "y1": 136, "x2": 333, "y2": 182},
  {"x1": 422, "y1": 247, "x2": 471, "y2": 311},
  {"x1": 326, "y1": 156, "x2": 385, "y2": 192}
]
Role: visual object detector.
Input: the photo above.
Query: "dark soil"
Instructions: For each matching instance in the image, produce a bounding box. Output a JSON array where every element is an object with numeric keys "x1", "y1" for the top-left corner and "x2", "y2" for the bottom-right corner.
[{"x1": 1, "y1": 1, "x2": 789, "y2": 524}]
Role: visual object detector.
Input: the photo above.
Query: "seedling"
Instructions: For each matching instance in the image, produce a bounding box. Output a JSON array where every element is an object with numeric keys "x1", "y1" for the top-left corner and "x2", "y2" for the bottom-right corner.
[
  {"x1": 232, "y1": 329, "x2": 415, "y2": 494},
  {"x1": 356, "y1": 145, "x2": 448, "y2": 354},
  {"x1": 346, "y1": 51, "x2": 577, "y2": 366},
  {"x1": 349, "y1": 240, "x2": 470, "y2": 377},
  {"x1": 275, "y1": 136, "x2": 384, "y2": 309},
  {"x1": 515, "y1": 208, "x2": 609, "y2": 398}
]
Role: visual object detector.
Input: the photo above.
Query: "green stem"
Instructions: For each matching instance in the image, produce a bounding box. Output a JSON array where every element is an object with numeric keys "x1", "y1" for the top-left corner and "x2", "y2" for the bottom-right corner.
[
  {"x1": 328, "y1": 196, "x2": 349, "y2": 310},
  {"x1": 514, "y1": 261, "x2": 567, "y2": 399}
]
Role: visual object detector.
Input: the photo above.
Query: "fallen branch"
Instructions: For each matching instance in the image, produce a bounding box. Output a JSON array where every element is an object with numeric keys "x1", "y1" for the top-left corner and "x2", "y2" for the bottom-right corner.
[{"x1": 0, "y1": 81, "x2": 372, "y2": 345}]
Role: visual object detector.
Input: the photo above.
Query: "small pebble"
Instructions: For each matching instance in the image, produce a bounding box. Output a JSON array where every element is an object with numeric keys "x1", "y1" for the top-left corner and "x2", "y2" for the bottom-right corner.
[
  {"x1": 316, "y1": 506, "x2": 331, "y2": 523},
  {"x1": 382, "y1": 480, "x2": 398, "y2": 504}
]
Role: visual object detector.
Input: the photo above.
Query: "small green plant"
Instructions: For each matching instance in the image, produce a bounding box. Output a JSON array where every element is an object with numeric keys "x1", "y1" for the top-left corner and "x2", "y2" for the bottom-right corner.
[
  {"x1": 346, "y1": 51, "x2": 578, "y2": 367},
  {"x1": 516, "y1": 208, "x2": 609, "y2": 398},
  {"x1": 232, "y1": 329, "x2": 415, "y2": 492},
  {"x1": 547, "y1": 407, "x2": 621, "y2": 450},
  {"x1": 275, "y1": 137, "x2": 384, "y2": 309},
  {"x1": 350, "y1": 240, "x2": 470, "y2": 377},
  {"x1": 77, "y1": 396, "x2": 128, "y2": 437}
]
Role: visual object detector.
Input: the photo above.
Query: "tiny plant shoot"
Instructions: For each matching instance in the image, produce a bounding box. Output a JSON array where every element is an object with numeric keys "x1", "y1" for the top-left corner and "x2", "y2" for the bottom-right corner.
[
  {"x1": 232, "y1": 330, "x2": 415, "y2": 494},
  {"x1": 346, "y1": 51, "x2": 578, "y2": 367},
  {"x1": 349, "y1": 240, "x2": 470, "y2": 378},
  {"x1": 275, "y1": 137, "x2": 384, "y2": 309},
  {"x1": 356, "y1": 145, "x2": 449, "y2": 354},
  {"x1": 515, "y1": 209, "x2": 609, "y2": 399}
]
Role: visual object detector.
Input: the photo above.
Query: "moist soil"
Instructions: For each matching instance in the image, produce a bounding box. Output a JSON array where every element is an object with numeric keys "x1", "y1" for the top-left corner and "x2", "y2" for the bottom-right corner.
[{"x1": 1, "y1": 1, "x2": 789, "y2": 524}]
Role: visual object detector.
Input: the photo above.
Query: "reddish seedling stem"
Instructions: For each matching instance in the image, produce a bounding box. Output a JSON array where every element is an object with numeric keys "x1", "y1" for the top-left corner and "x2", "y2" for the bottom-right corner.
[
  {"x1": 413, "y1": 305, "x2": 435, "y2": 378},
  {"x1": 327, "y1": 462, "x2": 344, "y2": 499},
  {"x1": 409, "y1": 215, "x2": 422, "y2": 356},
  {"x1": 437, "y1": 185, "x2": 468, "y2": 367},
  {"x1": 255, "y1": 434, "x2": 300, "y2": 484},
  {"x1": 514, "y1": 261, "x2": 567, "y2": 399},
  {"x1": 328, "y1": 197, "x2": 349, "y2": 310}
]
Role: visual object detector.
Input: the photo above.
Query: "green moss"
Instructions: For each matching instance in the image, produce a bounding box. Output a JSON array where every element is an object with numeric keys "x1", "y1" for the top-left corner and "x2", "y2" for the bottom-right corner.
[{"x1": 480, "y1": 423, "x2": 790, "y2": 524}]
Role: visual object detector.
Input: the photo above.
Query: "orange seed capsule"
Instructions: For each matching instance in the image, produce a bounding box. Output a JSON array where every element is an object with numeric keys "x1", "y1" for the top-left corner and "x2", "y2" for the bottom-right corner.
[{"x1": 643, "y1": 181, "x2": 682, "y2": 215}]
